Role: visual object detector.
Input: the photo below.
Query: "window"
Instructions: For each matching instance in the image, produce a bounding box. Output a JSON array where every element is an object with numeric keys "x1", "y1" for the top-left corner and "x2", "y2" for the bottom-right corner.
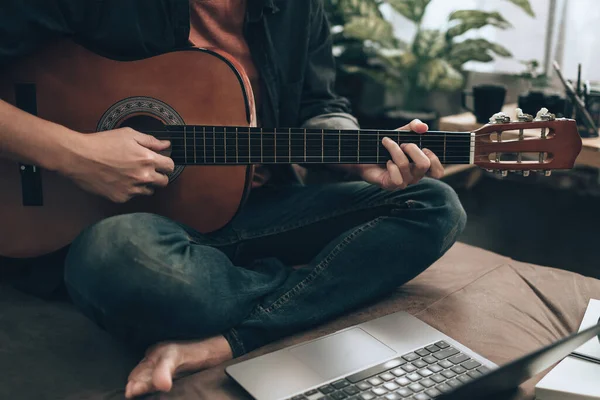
[
  {"x1": 560, "y1": 0, "x2": 600, "y2": 82},
  {"x1": 381, "y1": 0, "x2": 600, "y2": 83}
]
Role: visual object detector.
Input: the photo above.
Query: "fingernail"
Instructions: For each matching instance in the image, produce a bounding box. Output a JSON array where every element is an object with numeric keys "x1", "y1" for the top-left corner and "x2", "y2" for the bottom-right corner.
[
  {"x1": 382, "y1": 137, "x2": 391, "y2": 143},
  {"x1": 422, "y1": 148, "x2": 431, "y2": 154}
]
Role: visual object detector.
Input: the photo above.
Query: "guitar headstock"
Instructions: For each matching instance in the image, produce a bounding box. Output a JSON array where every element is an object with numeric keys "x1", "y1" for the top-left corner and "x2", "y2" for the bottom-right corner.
[{"x1": 473, "y1": 108, "x2": 582, "y2": 176}]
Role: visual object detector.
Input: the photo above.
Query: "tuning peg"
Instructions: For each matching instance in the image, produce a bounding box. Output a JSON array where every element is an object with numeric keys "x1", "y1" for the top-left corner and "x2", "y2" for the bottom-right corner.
[
  {"x1": 544, "y1": 171, "x2": 552, "y2": 176},
  {"x1": 523, "y1": 171, "x2": 530, "y2": 177},
  {"x1": 489, "y1": 112, "x2": 511, "y2": 124},
  {"x1": 501, "y1": 171, "x2": 508, "y2": 177},
  {"x1": 516, "y1": 108, "x2": 534, "y2": 122},
  {"x1": 534, "y1": 108, "x2": 556, "y2": 121}
]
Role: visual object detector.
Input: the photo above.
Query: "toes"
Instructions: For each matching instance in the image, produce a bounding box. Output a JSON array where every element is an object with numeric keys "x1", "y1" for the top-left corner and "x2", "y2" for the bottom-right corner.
[
  {"x1": 126, "y1": 357, "x2": 157, "y2": 398},
  {"x1": 125, "y1": 380, "x2": 154, "y2": 399},
  {"x1": 127, "y1": 357, "x2": 154, "y2": 381},
  {"x1": 125, "y1": 346, "x2": 180, "y2": 398},
  {"x1": 153, "y1": 356, "x2": 178, "y2": 392}
]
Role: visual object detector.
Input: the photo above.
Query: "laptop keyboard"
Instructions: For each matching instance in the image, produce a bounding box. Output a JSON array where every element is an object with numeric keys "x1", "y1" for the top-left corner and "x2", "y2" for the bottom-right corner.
[{"x1": 286, "y1": 341, "x2": 491, "y2": 400}]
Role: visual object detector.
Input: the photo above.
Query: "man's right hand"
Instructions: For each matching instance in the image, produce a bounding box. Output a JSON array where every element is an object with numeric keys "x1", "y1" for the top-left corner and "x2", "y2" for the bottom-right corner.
[{"x1": 62, "y1": 128, "x2": 175, "y2": 203}]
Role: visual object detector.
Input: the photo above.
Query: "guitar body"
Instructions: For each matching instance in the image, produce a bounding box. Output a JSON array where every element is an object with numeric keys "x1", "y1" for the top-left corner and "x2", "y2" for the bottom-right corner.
[{"x1": 0, "y1": 40, "x2": 256, "y2": 258}]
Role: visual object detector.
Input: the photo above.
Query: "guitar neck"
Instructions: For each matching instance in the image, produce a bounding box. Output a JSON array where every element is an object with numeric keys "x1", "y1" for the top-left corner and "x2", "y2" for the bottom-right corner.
[{"x1": 163, "y1": 126, "x2": 475, "y2": 165}]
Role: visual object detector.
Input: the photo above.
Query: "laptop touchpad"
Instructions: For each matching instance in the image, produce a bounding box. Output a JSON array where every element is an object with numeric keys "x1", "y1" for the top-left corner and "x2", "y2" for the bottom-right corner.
[{"x1": 289, "y1": 327, "x2": 396, "y2": 380}]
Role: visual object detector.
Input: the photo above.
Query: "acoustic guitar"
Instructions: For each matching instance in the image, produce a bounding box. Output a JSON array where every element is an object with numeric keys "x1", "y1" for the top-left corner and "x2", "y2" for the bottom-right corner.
[{"x1": 0, "y1": 40, "x2": 582, "y2": 259}]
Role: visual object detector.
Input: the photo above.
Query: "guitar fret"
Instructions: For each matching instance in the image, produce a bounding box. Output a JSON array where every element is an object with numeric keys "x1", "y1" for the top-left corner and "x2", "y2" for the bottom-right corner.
[
  {"x1": 248, "y1": 127, "x2": 251, "y2": 163},
  {"x1": 193, "y1": 126, "x2": 197, "y2": 163},
  {"x1": 376, "y1": 131, "x2": 380, "y2": 163},
  {"x1": 236, "y1": 127, "x2": 239, "y2": 164},
  {"x1": 274, "y1": 128, "x2": 277, "y2": 162},
  {"x1": 288, "y1": 128, "x2": 291, "y2": 163},
  {"x1": 304, "y1": 129, "x2": 307, "y2": 162},
  {"x1": 203, "y1": 126, "x2": 206, "y2": 163},
  {"x1": 184, "y1": 126, "x2": 187, "y2": 164},
  {"x1": 321, "y1": 129, "x2": 324, "y2": 163},
  {"x1": 443, "y1": 134, "x2": 447, "y2": 164},
  {"x1": 338, "y1": 130, "x2": 341, "y2": 162},
  {"x1": 224, "y1": 128, "x2": 227, "y2": 163},
  {"x1": 213, "y1": 127, "x2": 216, "y2": 163},
  {"x1": 357, "y1": 129, "x2": 360, "y2": 163}
]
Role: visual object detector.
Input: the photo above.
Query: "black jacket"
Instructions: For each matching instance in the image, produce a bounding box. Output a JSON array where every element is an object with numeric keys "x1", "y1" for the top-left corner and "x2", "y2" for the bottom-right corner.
[{"x1": 0, "y1": 0, "x2": 359, "y2": 131}]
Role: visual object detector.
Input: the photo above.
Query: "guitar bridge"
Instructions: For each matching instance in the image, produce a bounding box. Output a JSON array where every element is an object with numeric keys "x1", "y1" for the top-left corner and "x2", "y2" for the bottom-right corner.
[{"x1": 15, "y1": 83, "x2": 43, "y2": 206}]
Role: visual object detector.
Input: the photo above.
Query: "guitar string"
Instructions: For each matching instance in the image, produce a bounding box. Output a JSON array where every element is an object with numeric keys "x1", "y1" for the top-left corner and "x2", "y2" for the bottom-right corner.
[
  {"x1": 146, "y1": 132, "x2": 533, "y2": 139},
  {"x1": 165, "y1": 143, "x2": 525, "y2": 150},
  {"x1": 82, "y1": 129, "x2": 540, "y2": 139}
]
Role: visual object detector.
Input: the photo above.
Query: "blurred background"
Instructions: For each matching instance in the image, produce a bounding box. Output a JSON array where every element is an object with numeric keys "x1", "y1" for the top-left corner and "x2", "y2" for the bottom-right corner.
[{"x1": 318, "y1": 0, "x2": 600, "y2": 279}]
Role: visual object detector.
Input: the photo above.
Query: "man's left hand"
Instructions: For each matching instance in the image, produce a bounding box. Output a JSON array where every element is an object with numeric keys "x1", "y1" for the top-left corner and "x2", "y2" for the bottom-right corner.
[{"x1": 356, "y1": 119, "x2": 444, "y2": 190}]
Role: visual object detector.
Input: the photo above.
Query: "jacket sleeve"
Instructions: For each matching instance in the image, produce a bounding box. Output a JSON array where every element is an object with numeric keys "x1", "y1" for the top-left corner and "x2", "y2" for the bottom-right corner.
[
  {"x1": 298, "y1": 0, "x2": 360, "y2": 130},
  {"x1": 0, "y1": 0, "x2": 87, "y2": 68}
]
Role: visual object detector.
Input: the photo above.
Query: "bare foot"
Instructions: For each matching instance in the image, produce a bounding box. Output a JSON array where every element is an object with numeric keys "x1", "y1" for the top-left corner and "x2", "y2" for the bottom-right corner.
[{"x1": 125, "y1": 335, "x2": 233, "y2": 399}]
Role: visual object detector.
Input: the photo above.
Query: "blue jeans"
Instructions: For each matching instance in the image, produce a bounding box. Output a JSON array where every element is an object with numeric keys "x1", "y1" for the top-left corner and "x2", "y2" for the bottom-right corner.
[{"x1": 63, "y1": 178, "x2": 466, "y2": 357}]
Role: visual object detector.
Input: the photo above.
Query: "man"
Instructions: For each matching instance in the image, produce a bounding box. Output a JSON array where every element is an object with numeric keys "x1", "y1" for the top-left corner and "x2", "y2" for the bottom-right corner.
[{"x1": 0, "y1": 0, "x2": 466, "y2": 398}]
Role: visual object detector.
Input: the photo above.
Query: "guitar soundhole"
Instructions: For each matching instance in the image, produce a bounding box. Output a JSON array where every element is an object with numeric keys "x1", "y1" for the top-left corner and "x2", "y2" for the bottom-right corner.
[
  {"x1": 97, "y1": 96, "x2": 186, "y2": 181},
  {"x1": 118, "y1": 115, "x2": 172, "y2": 158}
]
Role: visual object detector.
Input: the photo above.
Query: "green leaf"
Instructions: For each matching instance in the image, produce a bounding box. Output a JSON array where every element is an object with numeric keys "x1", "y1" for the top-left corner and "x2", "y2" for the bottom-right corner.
[
  {"x1": 387, "y1": 0, "x2": 432, "y2": 23},
  {"x1": 416, "y1": 59, "x2": 464, "y2": 91},
  {"x1": 436, "y1": 62, "x2": 465, "y2": 91},
  {"x1": 414, "y1": 29, "x2": 447, "y2": 59},
  {"x1": 447, "y1": 10, "x2": 512, "y2": 37},
  {"x1": 337, "y1": 0, "x2": 383, "y2": 19},
  {"x1": 370, "y1": 51, "x2": 416, "y2": 74},
  {"x1": 343, "y1": 16, "x2": 397, "y2": 48},
  {"x1": 449, "y1": 39, "x2": 512, "y2": 68},
  {"x1": 504, "y1": 0, "x2": 535, "y2": 17},
  {"x1": 488, "y1": 42, "x2": 512, "y2": 57},
  {"x1": 417, "y1": 59, "x2": 444, "y2": 90}
]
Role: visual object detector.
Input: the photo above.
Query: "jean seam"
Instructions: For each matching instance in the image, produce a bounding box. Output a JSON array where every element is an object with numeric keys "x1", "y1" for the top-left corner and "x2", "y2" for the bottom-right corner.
[
  {"x1": 440, "y1": 214, "x2": 464, "y2": 253},
  {"x1": 238, "y1": 199, "x2": 402, "y2": 240},
  {"x1": 260, "y1": 217, "x2": 386, "y2": 314}
]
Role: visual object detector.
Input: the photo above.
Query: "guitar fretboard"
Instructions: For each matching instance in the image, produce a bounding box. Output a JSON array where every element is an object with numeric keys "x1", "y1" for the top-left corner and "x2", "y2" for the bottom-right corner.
[{"x1": 163, "y1": 126, "x2": 474, "y2": 165}]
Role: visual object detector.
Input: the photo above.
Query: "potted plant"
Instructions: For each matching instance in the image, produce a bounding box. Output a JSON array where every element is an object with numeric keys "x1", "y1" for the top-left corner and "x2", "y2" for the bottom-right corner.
[{"x1": 324, "y1": 0, "x2": 535, "y2": 128}]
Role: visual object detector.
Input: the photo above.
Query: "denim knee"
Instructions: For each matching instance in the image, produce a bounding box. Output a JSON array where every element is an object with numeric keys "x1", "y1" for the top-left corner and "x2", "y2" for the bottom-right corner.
[
  {"x1": 63, "y1": 213, "x2": 191, "y2": 320},
  {"x1": 64, "y1": 213, "x2": 182, "y2": 281},
  {"x1": 385, "y1": 178, "x2": 466, "y2": 255},
  {"x1": 416, "y1": 178, "x2": 467, "y2": 252},
  {"x1": 63, "y1": 213, "x2": 255, "y2": 344}
]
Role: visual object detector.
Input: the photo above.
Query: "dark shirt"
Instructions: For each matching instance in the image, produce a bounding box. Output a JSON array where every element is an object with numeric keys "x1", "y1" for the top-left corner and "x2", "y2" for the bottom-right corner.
[{"x1": 0, "y1": 0, "x2": 358, "y2": 132}]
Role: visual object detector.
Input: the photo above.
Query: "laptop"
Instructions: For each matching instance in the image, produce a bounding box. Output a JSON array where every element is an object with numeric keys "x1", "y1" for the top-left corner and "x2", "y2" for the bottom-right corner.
[{"x1": 225, "y1": 311, "x2": 600, "y2": 400}]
